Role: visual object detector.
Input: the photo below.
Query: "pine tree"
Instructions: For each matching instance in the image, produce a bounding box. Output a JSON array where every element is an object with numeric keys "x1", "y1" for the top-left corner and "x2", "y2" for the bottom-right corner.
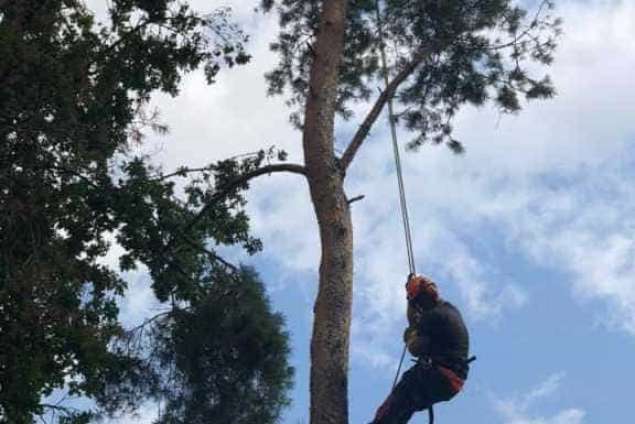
[
  {"x1": 146, "y1": 267, "x2": 293, "y2": 424},
  {"x1": 257, "y1": 1, "x2": 561, "y2": 423}
]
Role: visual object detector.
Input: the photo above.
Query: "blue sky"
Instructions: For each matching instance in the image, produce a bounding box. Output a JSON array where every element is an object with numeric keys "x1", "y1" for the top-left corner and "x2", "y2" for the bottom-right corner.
[{"x1": 77, "y1": 1, "x2": 635, "y2": 423}]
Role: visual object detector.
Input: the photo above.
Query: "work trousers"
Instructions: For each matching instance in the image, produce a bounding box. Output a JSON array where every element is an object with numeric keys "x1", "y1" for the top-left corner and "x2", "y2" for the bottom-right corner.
[{"x1": 370, "y1": 362, "x2": 460, "y2": 424}]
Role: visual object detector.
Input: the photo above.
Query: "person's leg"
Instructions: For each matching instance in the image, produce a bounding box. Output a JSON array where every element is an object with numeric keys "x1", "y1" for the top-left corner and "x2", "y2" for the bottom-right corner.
[
  {"x1": 370, "y1": 365, "x2": 428, "y2": 424},
  {"x1": 370, "y1": 363, "x2": 458, "y2": 424},
  {"x1": 371, "y1": 392, "x2": 415, "y2": 424}
]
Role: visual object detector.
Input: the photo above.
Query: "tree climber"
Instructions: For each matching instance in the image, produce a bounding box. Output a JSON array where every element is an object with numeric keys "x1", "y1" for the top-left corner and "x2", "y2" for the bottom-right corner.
[{"x1": 369, "y1": 275, "x2": 473, "y2": 424}]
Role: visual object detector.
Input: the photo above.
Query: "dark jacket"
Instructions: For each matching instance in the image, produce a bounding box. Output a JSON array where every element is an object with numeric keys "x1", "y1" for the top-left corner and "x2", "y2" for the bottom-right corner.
[{"x1": 404, "y1": 300, "x2": 470, "y2": 379}]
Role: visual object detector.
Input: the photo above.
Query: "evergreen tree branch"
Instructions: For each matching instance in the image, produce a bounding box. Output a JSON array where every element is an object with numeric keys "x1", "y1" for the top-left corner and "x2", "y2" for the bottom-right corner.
[
  {"x1": 489, "y1": 0, "x2": 553, "y2": 51},
  {"x1": 339, "y1": 51, "x2": 427, "y2": 172}
]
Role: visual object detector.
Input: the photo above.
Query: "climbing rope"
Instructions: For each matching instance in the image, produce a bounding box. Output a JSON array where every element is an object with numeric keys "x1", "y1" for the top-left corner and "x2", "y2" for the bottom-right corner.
[
  {"x1": 375, "y1": 2, "x2": 434, "y2": 424},
  {"x1": 373, "y1": 0, "x2": 415, "y2": 379},
  {"x1": 375, "y1": 3, "x2": 416, "y2": 278}
]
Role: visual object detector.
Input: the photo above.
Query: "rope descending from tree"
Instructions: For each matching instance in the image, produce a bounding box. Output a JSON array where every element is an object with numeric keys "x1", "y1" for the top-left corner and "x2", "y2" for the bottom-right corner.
[
  {"x1": 374, "y1": 7, "x2": 416, "y2": 278},
  {"x1": 374, "y1": 2, "x2": 433, "y2": 423}
]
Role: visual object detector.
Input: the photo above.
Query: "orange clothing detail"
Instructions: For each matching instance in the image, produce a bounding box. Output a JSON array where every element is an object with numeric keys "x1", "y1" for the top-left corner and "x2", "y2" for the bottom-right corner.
[{"x1": 437, "y1": 365, "x2": 464, "y2": 394}]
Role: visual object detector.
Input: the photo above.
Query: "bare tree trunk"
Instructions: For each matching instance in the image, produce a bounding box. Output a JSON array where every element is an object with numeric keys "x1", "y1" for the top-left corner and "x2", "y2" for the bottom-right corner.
[{"x1": 302, "y1": 1, "x2": 352, "y2": 424}]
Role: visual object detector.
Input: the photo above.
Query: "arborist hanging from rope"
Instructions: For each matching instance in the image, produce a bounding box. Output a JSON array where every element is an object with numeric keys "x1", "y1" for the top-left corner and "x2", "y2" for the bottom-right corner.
[
  {"x1": 368, "y1": 1, "x2": 474, "y2": 421},
  {"x1": 369, "y1": 274, "x2": 473, "y2": 424}
]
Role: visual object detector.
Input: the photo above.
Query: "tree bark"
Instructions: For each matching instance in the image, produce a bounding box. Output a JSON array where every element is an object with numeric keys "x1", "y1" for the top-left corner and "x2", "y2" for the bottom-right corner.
[{"x1": 302, "y1": 1, "x2": 352, "y2": 424}]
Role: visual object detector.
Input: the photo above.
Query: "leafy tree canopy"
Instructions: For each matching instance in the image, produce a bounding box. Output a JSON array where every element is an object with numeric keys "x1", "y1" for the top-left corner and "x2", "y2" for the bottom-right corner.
[{"x1": 0, "y1": 1, "x2": 293, "y2": 422}]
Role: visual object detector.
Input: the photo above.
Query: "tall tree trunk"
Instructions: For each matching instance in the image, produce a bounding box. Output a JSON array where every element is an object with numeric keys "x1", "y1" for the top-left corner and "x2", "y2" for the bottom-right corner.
[{"x1": 302, "y1": 1, "x2": 352, "y2": 424}]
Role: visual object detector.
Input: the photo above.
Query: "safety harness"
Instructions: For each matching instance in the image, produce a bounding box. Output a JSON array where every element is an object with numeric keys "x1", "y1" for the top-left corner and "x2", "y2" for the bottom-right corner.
[{"x1": 416, "y1": 356, "x2": 476, "y2": 424}]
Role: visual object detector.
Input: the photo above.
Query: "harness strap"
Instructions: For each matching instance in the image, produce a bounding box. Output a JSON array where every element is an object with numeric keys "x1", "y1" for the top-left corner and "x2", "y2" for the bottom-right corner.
[{"x1": 437, "y1": 366, "x2": 465, "y2": 393}]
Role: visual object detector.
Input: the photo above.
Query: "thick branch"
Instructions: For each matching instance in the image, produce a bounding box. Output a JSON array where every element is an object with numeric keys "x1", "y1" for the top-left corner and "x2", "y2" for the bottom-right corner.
[
  {"x1": 339, "y1": 52, "x2": 427, "y2": 172},
  {"x1": 156, "y1": 149, "x2": 270, "y2": 181},
  {"x1": 166, "y1": 163, "x2": 307, "y2": 251}
]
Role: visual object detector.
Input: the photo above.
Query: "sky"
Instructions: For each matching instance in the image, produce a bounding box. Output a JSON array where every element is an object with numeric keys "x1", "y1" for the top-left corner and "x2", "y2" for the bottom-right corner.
[{"x1": 79, "y1": 1, "x2": 635, "y2": 423}]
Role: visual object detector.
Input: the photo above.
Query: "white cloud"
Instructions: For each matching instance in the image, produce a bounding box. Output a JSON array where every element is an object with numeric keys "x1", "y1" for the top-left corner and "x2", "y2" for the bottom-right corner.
[
  {"x1": 354, "y1": 0, "x2": 635, "y2": 334},
  {"x1": 116, "y1": 270, "x2": 168, "y2": 328},
  {"x1": 493, "y1": 373, "x2": 586, "y2": 424},
  {"x1": 521, "y1": 373, "x2": 566, "y2": 410},
  {"x1": 499, "y1": 408, "x2": 586, "y2": 424}
]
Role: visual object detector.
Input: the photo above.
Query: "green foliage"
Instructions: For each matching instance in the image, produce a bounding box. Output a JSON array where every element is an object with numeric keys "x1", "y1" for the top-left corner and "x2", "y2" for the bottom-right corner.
[
  {"x1": 137, "y1": 267, "x2": 294, "y2": 424},
  {"x1": 113, "y1": 149, "x2": 278, "y2": 304},
  {"x1": 262, "y1": 0, "x2": 561, "y2": 152},
  {"x1": 0, "y1": 0, "x2": 271, "y2": 422}
]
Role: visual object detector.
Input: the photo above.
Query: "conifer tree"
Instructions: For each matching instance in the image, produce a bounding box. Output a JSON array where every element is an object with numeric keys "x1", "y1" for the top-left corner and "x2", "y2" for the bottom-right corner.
[
  {"x1": 258, "y1": 1, "x2": 560, "y2": 423},
  {"x1": 146, "y1": 267, "x2": 293, "y2": 424}
]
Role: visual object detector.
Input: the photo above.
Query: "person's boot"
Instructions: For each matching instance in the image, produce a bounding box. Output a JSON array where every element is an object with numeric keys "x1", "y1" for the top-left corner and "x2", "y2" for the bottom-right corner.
[
  {"x1": 369, "y1": 392, "x2": 394, "y2": 423},
  {"x1": 370, "y1": 392, "x2": 416, "y2": 424}
]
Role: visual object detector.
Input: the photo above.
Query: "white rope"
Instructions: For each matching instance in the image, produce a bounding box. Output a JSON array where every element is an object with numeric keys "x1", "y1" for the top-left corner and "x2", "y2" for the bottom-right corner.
[
  {"x1": 375, "y1": 3, "x2": 416, "y2": 277},
  {"x1": 374, "y1": 1, "x2": 417, "y2": 392}
]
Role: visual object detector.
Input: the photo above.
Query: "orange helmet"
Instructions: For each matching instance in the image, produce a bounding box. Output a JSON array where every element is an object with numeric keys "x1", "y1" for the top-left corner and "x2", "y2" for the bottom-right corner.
[{"x1": 406, "y1": 274, "x2": 439, "y2": 303}]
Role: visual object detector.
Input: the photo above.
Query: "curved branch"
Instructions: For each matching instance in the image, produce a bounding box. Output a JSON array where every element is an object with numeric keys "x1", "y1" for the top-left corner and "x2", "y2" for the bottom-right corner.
[
  {"x1": 164, "y1": 163, "x2": 307, "y2": 253},
  {"x1": 156, "y1": 149, "x2": 271, "y2": 181},
  {"x1": 125, "y1": 310, "x2": 173, "y2": 336},
  {"x1": 339, "y1": 51, "x2": 427, "y2": 172}
]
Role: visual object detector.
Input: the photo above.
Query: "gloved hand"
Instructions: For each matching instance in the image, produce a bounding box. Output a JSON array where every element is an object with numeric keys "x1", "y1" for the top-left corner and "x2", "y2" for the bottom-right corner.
[{"x1": 403, "y1": 326, "x2": 428, "y2": 357}]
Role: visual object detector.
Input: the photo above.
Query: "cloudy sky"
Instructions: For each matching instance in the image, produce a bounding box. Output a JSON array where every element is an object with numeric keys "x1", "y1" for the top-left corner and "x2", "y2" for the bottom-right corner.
[{"x1": 84, "y1": 1, "x2": 635, "y2": 423}]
